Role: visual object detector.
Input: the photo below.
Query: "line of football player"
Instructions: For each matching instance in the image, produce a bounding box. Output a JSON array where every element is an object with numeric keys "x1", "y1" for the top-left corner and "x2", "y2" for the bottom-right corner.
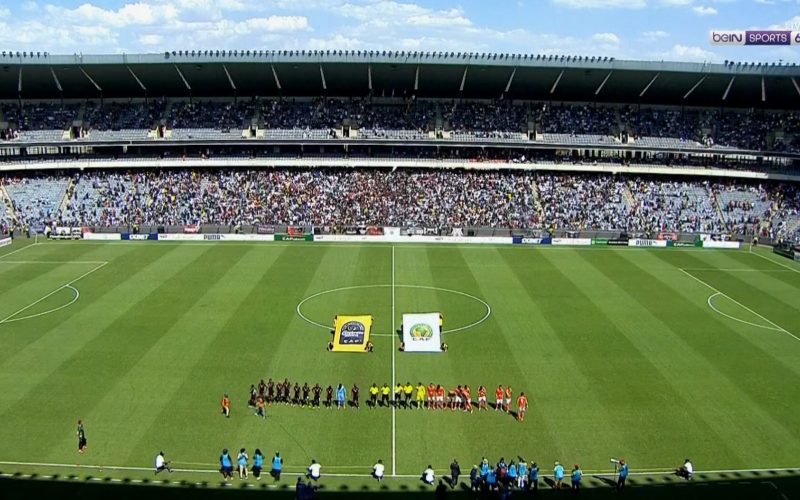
[{"x1": 230, "y1": 380, "x2": 529, "y2": 421}]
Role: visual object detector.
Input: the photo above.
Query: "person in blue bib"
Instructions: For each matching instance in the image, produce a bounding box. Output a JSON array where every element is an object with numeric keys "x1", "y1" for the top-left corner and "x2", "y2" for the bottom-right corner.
[
  {"x1": 271, "y1": 451, "x2": 283, "y2": 480},
  {"x1": 529, "y1": 461, "x2": 539, "y2": 492},
  {"x1": 237, "y1": 448, "x2": 249, "y2": 480},
  {"x1": 480, "y1": 458, "x2": 489, "y2": 481},
  {"x1": 507, "y1": 460, "x2": 518, "y2": 487},
  {"x1": 336, "y1": 384, "x2": 346, "y2": 409},
  {"x1": 553, "y1": 461, "x2": 565, "y2": 490},
  {"x1": 486, "y1": 468, "x2": 497, "y2": 490},
  {"x1": 219, "y1": 448, "x2": 233, "y2": 480},
  {"x1": 617, "y1": 459, "x2": 628, "y2": 491},
  {"x1": 517, "y1": 458, "x2": 527, "y2": 489},
  {"x1": 252, "y1": 449, "x2": 264, "y2": 481},
  {"x1": 571, "y1": 464, "x2": 582, "y2": 493}
]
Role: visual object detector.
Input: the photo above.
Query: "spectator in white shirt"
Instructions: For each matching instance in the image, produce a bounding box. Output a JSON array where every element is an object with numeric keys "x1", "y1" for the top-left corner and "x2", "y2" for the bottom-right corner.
[
  {"x1": 422, "y1": 464, "x2": 435, "y2": 485},
  {"x1": 155, "y1": 451, "x2": 172, "y2": 474},
  {"x1": 307, "y1": 459, "x2": 321, "y2": 481},
  {"x1": 372, "y1": 459, "x2": 384, "y2": 482}
]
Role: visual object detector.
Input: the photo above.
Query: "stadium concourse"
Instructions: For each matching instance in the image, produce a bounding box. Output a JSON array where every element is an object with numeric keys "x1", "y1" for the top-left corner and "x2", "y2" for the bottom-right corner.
[{"x1": 1, "y1": 169, "x2": 799, "y2": 242}]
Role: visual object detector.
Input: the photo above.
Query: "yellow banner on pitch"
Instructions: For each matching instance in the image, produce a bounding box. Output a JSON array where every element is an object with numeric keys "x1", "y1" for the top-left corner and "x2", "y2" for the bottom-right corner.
[{"x1": 332, "y1": 315, "x2": 373, "y2": 353}]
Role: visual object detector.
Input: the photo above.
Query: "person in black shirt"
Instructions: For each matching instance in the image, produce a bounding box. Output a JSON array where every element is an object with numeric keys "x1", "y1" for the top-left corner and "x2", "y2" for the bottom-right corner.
[
  {"x1": 267, "y1": 379, "x2": 275, "y2": 405},
  {"x1": 312, "y1": 384, "x2": 321, "y2": 407},
  {"x1": 258, "y1": 379, "x2": 267, "y2": 399},
  {"x1": 282, "y1": 379, "x2": 290, "y2": 404},
  {"x1": 351, "y1": 384, "x2": 360, "y2": 409},
  {"x1": 293, "y1": 383, "x2": 301, "y2": 406},
  {"x1": 77, "y1": 420, "x2": 87, "y2": 453},
  {"x1": 450, "y1": 459, "x2": 461, "y2": 488},
  {"x1": 325, "y1": 385, "x2": 333, "y2": 408},
  {"x1": 302, "y1": 383, "x2": 310, "y2": 406},
  {"x1": 248, "y1": 385, "x2": 257, "y2": 407}
]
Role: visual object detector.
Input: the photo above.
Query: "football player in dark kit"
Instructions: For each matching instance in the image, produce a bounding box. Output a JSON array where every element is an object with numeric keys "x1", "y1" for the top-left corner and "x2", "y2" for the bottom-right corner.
[
  {"x1": 312, "y1": 383, "x2": 322, "y2": 407},
  {"x1": 302, "y1": 383, "x2": 310, "y2": 406},
  {"x1": 282, "y1": 379, "x2": 291, "y2": 403},
  {"x1": 267, "y1": 378, "x2": 275, "y2": 405},
  {"x1": 293, "y1": 383, "x2": 301, "y2": 406},
  {"x1": 325, "y1": 385, "x2": 334, "y2": 408},
  {"x1": 351, "y1": 384, "x2": 360, "y2": 409},
  {"x1": 77, "y1": 420, "x2": 87, "y2": 453}
]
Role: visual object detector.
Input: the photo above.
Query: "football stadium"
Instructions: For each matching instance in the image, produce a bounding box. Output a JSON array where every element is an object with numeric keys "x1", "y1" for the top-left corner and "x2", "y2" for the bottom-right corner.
[{"x1": 1, "y1": 8, "x2": 800, "y2": 500}]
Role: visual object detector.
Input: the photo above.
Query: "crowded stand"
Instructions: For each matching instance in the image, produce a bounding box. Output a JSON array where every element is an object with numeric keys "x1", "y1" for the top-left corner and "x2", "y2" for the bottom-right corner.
[
  {"x1": 0, "y1": 168, "x2": 794, "y2": 242},
  {"x1": 1, "y1": 99, "x2": 798, "y2": 152}
]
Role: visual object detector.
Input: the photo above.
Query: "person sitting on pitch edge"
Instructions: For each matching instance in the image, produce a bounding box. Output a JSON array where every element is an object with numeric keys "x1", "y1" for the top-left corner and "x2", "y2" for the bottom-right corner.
[{"x1": 676, "y1": 458, "x2": 693, "y2": 480}]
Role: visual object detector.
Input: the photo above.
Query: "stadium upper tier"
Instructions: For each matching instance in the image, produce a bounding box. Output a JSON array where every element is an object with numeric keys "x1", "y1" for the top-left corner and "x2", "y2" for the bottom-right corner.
[
  {"x1": 2, "y1": 169, "x2": 798, "y2": 242},
  {"x1": 1, "y1": 99, "x2": 799, "y2": 154}
]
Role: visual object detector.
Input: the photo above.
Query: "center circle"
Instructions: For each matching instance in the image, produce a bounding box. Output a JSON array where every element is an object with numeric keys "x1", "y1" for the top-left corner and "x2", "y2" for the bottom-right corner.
[{"x1": 296, "y1": 284, "x2": 491, "y2": 336}]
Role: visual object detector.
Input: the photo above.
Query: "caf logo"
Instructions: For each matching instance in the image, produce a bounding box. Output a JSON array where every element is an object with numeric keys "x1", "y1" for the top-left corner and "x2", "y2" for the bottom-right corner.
[{"x1": 410, "y1": 323, "x2": 432, "y2": 341}]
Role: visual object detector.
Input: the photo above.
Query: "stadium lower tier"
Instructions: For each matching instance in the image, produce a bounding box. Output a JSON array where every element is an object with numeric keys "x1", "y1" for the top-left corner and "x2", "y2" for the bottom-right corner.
[{"x1": 1, "y1": 168, "x2": 798, "y2": 241}]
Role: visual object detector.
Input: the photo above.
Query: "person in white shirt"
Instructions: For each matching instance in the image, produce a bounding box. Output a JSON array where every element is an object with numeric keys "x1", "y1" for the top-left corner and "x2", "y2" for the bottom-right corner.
[
  {"x1": 676, "y1": 458, "x2": 694, "y2": 480},
  {"x1": 307, "y1": 459, "x2": 321, "y2": 481},
  {"x1": 372, "y1": 459, "x2": 385, "y2": 482},
  {"x1": 154, "y1": 451, "x2": 172, "y2": 474},
  {"x1": 422, "y1": 465, "x2": 435, "y2": 485}
]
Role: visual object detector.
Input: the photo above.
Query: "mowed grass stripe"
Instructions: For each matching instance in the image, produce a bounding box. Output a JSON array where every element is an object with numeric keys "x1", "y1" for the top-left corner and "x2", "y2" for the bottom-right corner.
[
  {"x1": 620, "y1": 251, "x2": 800, "y2": 462},
  {"x1": 97, "y1": 246, "x2": 283, "y2": 467},
  {"x1": 491, "y1": 249, "x2": 625, "y2": 467},
  {"x1": 579, "y1": 249, "x2": 797, "y2": 467},
  {"x1": 527, "y1": 249, "x2": 745, "y2": 468},
  {"x1": 0, "y1": 245, "x2": 211, "y2": 462},
  {"x1": 47, "y1": 245, "x2": 253, "y2": 462},
  {"x1": 458, "y1": 248, "x2": 568, "y2": 458},
  {"x1": 655, "y1": 250, "x2": 800, "y2": 338}
]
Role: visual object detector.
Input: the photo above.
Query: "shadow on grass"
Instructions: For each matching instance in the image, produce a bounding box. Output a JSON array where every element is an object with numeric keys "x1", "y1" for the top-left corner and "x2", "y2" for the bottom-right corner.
[{"x1": 1, "y1": 472, "x2": 800, "y2": 500}]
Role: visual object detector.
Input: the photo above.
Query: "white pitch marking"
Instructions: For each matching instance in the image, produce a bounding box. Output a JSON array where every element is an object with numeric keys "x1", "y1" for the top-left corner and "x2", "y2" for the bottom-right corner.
[
  {"x1": 0, "y1": 460, "x2": 798, "y2": 479},
  {"x1": 0, "y1": 242, "x2": 38, "y2": 260},
  {"x1": 296, "y1": 284, "x2": 491, "y2": 336},
  {"x1": 391, "y1": 244, "x2": 396, "y2": 478},
  {"x1": 0, "y1": 262, "x2": 107, "y2": 324},
  {"x1": 0, "y1": 260, "x2": 109, "y2": 265},
  {"x1": 0, "y1": 285, "x2": 80, "y2": 324},
  {"x1": 706, "y1": 293, "x2": 782, "y2": 332},
  {"x1": 748, "y1": 247, "x2": 800, "y2": 275},
  {"x1": 680, "y1": 268, "x2": 795, "y2": 273},
  {"x1": 680, "y1": 268, "x2": 800, "y2": 343}
]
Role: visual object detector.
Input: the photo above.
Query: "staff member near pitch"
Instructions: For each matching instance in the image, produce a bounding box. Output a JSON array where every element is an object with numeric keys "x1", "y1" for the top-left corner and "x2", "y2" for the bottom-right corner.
[
  {"x1": 617, "y1": 459, "x2": 628, "y2": 491},
  {"x1": 76, "y1": 420, "x2": 87, "y2": 454},
  {"x1": 271, "y1": 452, "x2": 283, "y2": 480}
]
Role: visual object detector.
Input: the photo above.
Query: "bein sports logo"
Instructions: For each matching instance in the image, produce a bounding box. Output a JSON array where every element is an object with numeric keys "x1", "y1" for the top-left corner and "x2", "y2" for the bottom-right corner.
[
  {"x1": 409, "y1": 323, "x2": 433, "y2": 342},
  {"x1": 710, "y1": 30, "x2": 800, "y2": 46},
  {"x1": 339, "y1": 321, "x2": 366, "y2": 345}
]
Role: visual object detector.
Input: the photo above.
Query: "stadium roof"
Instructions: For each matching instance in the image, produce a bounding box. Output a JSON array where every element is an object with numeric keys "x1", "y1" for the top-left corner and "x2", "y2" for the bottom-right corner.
[{"x1": 1, "y1": 52, "x2": 799, "y2": 108}]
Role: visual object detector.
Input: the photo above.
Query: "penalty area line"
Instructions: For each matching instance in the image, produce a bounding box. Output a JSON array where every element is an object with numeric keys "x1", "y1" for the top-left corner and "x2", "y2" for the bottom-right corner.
[
  {"x1": 0, "y1": 261, "x2": 107, "y2": 325},
  {"x1": 679, "y1": 268, "x2": 800, "y2": 343}
]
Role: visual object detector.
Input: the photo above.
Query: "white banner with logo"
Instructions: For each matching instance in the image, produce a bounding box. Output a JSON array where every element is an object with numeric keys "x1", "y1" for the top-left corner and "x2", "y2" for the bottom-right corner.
[
  {"x1": 0, "y1": 237, "x2": 11, "y2": 248},
  {"x1": 628, "y1": 239, "x2": 668, "y2": 247},
  {"x1": 402, "y1": 313, "x2": 443, "y2": 353}
]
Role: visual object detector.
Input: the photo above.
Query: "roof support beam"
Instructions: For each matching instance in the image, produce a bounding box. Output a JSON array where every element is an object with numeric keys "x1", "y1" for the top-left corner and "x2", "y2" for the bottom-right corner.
[
  {"x1": 174, "y1": 65, "x2": 191, "y2": 91},
  {"x1": 504, "y1": 68, "x2": 516, "y2": 93},
  {"x1": 271, "y1": 65, "x2": 282, "y2": 91},
  {"x1": 683, "y1": 75, "x2": 706, "y2": 100},
  {"x1": 319, "y1": 65, "x2": 327, "y2": 91},
  {"x1": 222, "y1": 64, "x2": 237, "y2": 92},
  {"x1": 17, "y1": 68, "x2": 22, "y2": 94},
  {"x1": 761, "y1": 76, "x2": 766, "y2": 102},
  {"x1": 459, "y1": 66, "x2": 468, "y2": 92},
  {"x1": 414, "y1": 65, "x2": 419, "y2": 91},
  {"x1": 50, "y1": 67, "x2": 63, "y2": 93},
  {"x1": 549, "y1": 69, "x2": 564, "y2": 95},
  {"x1": 80, "y1": 67, "x2": 102, "y2": 92},
  {"x1": 639, "y1": 72, "x2": 659, "y2": 98},
  {"x1": 594, "y1": 71, "x2": 612, "y2": 96},
  {"x1": 127, "y1": 66, "x2": 147, "y2": 92},
  {"x1": 793, "y1": 77, "x2": 800, "y2": 98},
  {"x1": 368, "y1": 64, "x2": 372, "y2": 91},
  {"x1": 722, "y1": 75, "x2": 735, "y2": 101}
]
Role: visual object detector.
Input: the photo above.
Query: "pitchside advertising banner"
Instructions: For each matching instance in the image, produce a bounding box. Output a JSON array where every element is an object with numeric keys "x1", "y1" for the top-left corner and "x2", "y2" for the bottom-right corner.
[
  {"x1": 402, "y1": 313, "x2": 442, "y2": 353},
  {"x1": 628, "y1": 239, "x2": 668, "y2": 248},
  {"x1": 512, "y1": 236, "x2": 552, "y2": 245},
  {"x1": 0, "y1": 237, "x2": 11, "y2": 248},
  {"x1": 332, "y1": 315, "x2": 373, "y2": 353},
  {"x1": 275, "y1": 234, "x2": 314, "y2": 241}
]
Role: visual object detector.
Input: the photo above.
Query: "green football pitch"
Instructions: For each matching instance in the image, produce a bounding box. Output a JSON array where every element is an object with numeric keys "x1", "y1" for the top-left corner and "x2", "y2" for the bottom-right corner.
[{"x1": 0, "y1": 239, "x2": 798, "y2": 497}]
